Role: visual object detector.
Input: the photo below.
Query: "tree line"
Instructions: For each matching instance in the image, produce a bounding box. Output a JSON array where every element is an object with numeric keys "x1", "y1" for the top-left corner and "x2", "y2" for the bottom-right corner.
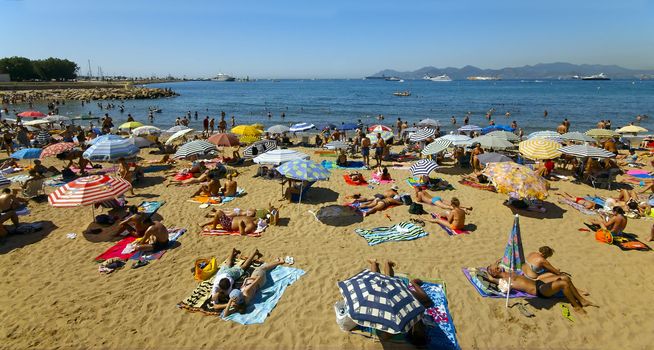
[{"x1": 0, "y1": 56, "x2": 79, "y2": 81}]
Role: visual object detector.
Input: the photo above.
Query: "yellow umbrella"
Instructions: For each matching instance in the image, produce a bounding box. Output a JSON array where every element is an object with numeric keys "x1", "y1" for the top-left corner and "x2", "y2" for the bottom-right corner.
[
  {"x1": 518, "y1": 139, "x2": 562, "y2": 160},
  {"x1": 616, "y1": 125, "x2": 648, "y2": 134},
  {"x1": 119, "y1": 121, "x2": 144, "y2": 130},
  {"x1": 231, "y1": 125, "x2": 263, "y2": 136},
  {"x1": 483, "y1": 162, "x2": 549, "y2": 200},
  {"x1": 585, "y1": 128, "x2": 619, "y2": 138},
  {"x1": 239, "y1": 135, "x2": 260, "y2": 144},
  {"x1": 251, "y1": 123, "x2": 264, "y2": 130}
]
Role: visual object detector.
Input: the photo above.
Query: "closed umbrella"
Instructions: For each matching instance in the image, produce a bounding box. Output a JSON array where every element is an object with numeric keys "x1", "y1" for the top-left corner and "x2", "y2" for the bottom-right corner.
[
  {"x1": 585, "y1": 129, "x2": 619, "y2": 138},
  {"x1": 48, "y1": 175, "x2": 131, "y2": 207},
  {"x1": 17, "y1": 110, "x2": 46, "y2": 118},
  {"x1": 119, "y1": 121, "x2": 144, "y2": 130},
  {"x1": 368, "y1": 124, "x2": 392, "y2": 133},
  {"x1": 83, "y1": 138, "x2": 140, "y2": 162},
  {"x1": 231, "y1": 125, "x2": 263, "y2": 136},
  {"x1": 243, "y1": 140, "x2": 277, "y2": 158},
  {"x1": 499, "y1": 215, "x2": 525, "y2": 307},
  {"x1": 417, "y1": 118, "x2": 440, "y2": 127},
  {"x1": 40, "y1": 142, "x2": 76, "y2": 159},
  {"x1": 483, "y1": 162, "x2": 549, "y2": 200},
  {"x1": 616, "y1": 125, "x2": 648, "y2": 134},
  {"x1": 409, "y1": 128, "x2": 436, "y2": 142},
  {"x1": 477, "y1": 152, "x2": 514, "y2": 165},
  {"x1": 324, "y1": 140, "x2": 349, "y2": 150},
  {"x1": 289, "y1": 123, "x2": 315, "y2": 132},
  {"x1": 410, "y1": 159, "x2": 439, "y2": 176},
  {"x1": 560, "y1": 131, "x2": 595, "y2": 143},
  {"x1": 253, "y1": 149, "x2": 309, "y2": 165},
  {"x1": 439, "y1": 134, "x2": 471, "y2": 146},
  {"x1": 266, "y1": 125, "x2": 290, "y2": 134},
  {"x1": 518, "y1": 139, "x2": 562, "y2": 160},
  {"x1": 559, "y1": 145, "x2": 615, "y2": 158},
  {"x1": 132, "y1": 125, "x2": 162, "y2": 136},
  {"x1": 173, "y1": 140, "x2": 217, "y2": 159},
  {"x1": 10, "y1": 148, "x2": 42, "y2": 159},
  {"x1": 338, "y1": 269, "x2": 425, "y2": 334},
  {"x1": 458, "y1": 125, "x2": 482, "y2": 132},
  {"x1": 88, "y1": 134, "x2": 124, "y2": 146},
  {"x1": 165, "y1": 128, "x2": 194, "y2": 145},
  {"x1": 467, "y1": 135, "x2": 514, "y2": 150},
  {"x1": 208, "y1": 133, "x2": 240, "y2": 147},
  {"x1": 487, "y1": 130, "x2": 519, "y2": 142},
  {"x1": 422, "y1": 138, "x2": 452, "y2": 156}
]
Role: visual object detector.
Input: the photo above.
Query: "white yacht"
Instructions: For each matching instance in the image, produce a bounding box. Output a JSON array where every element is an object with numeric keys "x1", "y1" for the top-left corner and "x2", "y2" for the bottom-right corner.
[
  {"x1": 423, "y1": 74, "x2": 452, "y2": 82},
  {"x1": 467, "y1": 76, "x2": 501, "y2": 81},
  {"x1": 212, "y1": 73, "x2": 236, "y2": 82},
  {"x1": 581, "y1": 73, "x2": 610, "y2": 80}
]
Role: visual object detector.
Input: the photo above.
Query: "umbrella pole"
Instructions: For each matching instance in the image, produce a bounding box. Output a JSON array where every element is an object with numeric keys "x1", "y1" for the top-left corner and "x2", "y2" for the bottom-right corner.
[{"x1": 298, "y1": 183, "x2": 303, "y2": 204}]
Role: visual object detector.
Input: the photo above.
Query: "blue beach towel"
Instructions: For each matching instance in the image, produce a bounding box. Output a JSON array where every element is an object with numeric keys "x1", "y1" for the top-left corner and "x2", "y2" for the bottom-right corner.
[
  {"x1": 320, "y1": 160, "x2": 368, "y2": 170},
  {"x1": 138, "y1": 201, "x2": 165, "y2": 215},
  {"x1": 223, "y1": 266, "x2": 305, "y2": 325},
  {"x1": 462, "y1": 268, "x2": 535, "y2": 299}
]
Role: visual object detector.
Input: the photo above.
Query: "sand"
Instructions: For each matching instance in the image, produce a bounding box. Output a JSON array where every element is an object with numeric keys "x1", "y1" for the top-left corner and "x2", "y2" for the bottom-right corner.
[{"x1": 0, "y1": 146, "x2": 653, "y2": 350}]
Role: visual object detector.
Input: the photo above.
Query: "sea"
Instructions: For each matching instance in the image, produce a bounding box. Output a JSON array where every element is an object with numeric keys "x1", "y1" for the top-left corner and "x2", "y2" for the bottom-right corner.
[{"x1": 7, "y1": 79, "x2": 654, "y2": 134}]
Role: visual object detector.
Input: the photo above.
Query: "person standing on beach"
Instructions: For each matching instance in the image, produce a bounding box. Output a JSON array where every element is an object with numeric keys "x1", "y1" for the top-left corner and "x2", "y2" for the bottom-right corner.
[
  {"x1": 605, "y1": 120, "x2": 612, "y2": 130},
  {"x1": 396, "y1": 118, "x2": 402, "y2": 137},
  {"x1": 203, "y1": 116, "x2": 209, "y2": 136},
  {"x1": 219, "y1": 116, "x2": 227, "y2": 133},
  {"x1": 374, "y1": 133, "x2": 385, "y2": 167},
  {"x1": 209, "y1": 117, "x2": 215, "y2": 135},
  {"x1": 361, "y1": 134, "x2": 371, "y2": 167}
]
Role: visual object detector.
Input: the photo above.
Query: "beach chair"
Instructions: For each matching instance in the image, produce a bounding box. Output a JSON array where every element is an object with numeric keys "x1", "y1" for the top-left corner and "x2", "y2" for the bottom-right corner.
[
  {"x1": 587, "y1": 169, "x2": 620, "y2": 189},
  {"x1": 21, "y1": 177, "x2": 46, "y2": 199}
]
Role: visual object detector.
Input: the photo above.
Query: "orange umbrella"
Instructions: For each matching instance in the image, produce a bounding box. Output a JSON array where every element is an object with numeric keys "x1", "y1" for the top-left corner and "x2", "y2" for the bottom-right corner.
[{"x1": 207, "y1": 133, "x2": 240, "y2": 147}]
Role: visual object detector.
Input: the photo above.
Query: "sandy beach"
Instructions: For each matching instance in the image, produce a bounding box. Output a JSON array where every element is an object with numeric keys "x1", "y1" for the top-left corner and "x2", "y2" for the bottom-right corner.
[{"x1": 0, "y1": 142, "x2": 652, "y2": 350}]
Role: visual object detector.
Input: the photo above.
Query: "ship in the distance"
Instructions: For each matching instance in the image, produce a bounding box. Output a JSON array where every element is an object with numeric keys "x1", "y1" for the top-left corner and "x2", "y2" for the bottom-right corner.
[
  {"x1": 364, "y1": 75, "x2": 388, "y2": 80},
  {"x1": 580, "y1": 73, "x2": 610, "y2": 81},
  {"x1": 467, "y1": 76, "x2": 501, "y2": 81},
  {"x1": 423, "y1": 74, "x2": 452, "y2": 82},
  {"x1": 212, "y1": 73, "x2": 236, "y2": 82}
]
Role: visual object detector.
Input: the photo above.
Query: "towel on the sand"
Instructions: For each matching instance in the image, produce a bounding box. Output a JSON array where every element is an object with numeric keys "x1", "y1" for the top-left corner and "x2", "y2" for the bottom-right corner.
[
  {"x1": 8, "y1": 174, "x2": 31, "y2": 184},
  {"x1": 407, "y1": 177, "x2": 454, "y2": 191},
  {"x1": 370, "y1": 172, "x2": 395, "y2": 184},
  {"x1": 432, "y1": 216, "x2": 470, "y2": 235},
  {"x1": 129, "y1": 228, "x2": 187, "y2": 261},
  {"x1": 95, "y1": 228, "x2": 185, "y2": 263},
  {"x1": 354, "y1": 221, "x2": 428, "y2": 246},
  {"x1": 314, "y1": 150, "x2": 337, "y2": 157},
  {"x1": 200, "y1": 227, "x2": 262, "y2": 237},
  {"x1": 458, "y1": 179, "x2": 495, "y2": 192},
  {"x1": 557, "y1": 198, "x2": 597, "y2": 216},
  {"x1": 411, "y1": 281, "x2": 460, "y2": 350},
  {"x1": 137, "y1": 201, "x2": 165, "y2": 215},
  {"x1": 94, "y1": 236, "x2": 138, "y2": 262},
  {"x1": 612, "y1": 233, "x2": 651, "y2": 251},
  {"x1": 343, "y1": 174, "x2": 367, "y2": 186},
  {"x1": 0, "y1": 167, "x2": 22, "y2": 174},
  {"x1": 630, "y1": 173, "x2": 654, "y2": 179},
  {"x1": 462, "y1": 268, "x2": 535, "y2": 298},
  {"x1": 627, "y1": 169, "x2": 650, "y2": 175},
  {"x1": 143, "y1": 164, "x2": 172, "y2": 173},
  {"x1": 321, "y1": 160, "x2": 368, "y2": 170},
  {"x1": 174, "y1": 172, "x2": 193, "y2": 181},
  {"x1": 223, "y1": 266, "x2": 305, "y2": 325},
  {"x1": 43, "y1": 175, "x2": 68, "y2": 187},
  {"x1": 188, "y1": 188, "x2": 246, "y2": 205}
]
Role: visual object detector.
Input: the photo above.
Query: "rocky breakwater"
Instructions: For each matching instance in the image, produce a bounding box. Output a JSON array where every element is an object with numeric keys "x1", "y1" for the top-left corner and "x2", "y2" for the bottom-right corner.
[{"x1": 1, "y1": 84, "x2": 178, "y2": 104}]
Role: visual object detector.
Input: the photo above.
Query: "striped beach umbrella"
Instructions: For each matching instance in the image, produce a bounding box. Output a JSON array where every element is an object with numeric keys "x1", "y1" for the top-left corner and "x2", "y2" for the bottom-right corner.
[
  {"x1": 36, "y1": 130, "x2": 51, "y2": 146},
  {"x1": 439, "y1": 134, "x2": 471, "y2": 146},
  {"x1": 119, "y1": 121, "x2": 144, "y2": 130},
  {"x1": 324, "y1": 140, "x2": 349, "y2": 150},
  {"x1": 616, "y1": 125, "x2": 648, "y2": 134},
  {"x1": 131, "y1": 125, "x2": 161, "y2": 136},
  {"x1": 585, "y1": 129, "x2": 619, "y2": 138},
  {"x1": 277, "y1": 159, "x2": 330, "y2": 181},
  {"x1": 173, "y1": 140, "x2": 217, "y2": 159},
  {"x1": 518, "y1": 139, "x2": 562, "y2": 160},
  {"x1": 208, "y1": 133, "x2": 240, "y2": 147},
  {"x1": 477, "y1": 152, "x2": 514, "y2": 165},
  {"x1": 338, "y1": 269, "x2": 425, "y2": 334},
  {"x1": 231, "y1": 125, "x2": 263, "y2": 136},
  {"x1": 417, "y1": 118, "x2": 440, "y2": 127},
  {"x1": 560, "y1": 131, "x2": 595, "y2": 143},
  {"x1": 266, "y1": 125, "x2": 290, "y2": 134},
  {"x1": 253, "y1": 149, "x2": 310, "y2": 165},
  {"x1": 88, "y1": 134, "x2": 124, "y2": 146},
  {"x1": 48, "y1": 175, "x2": 132, "y2": 207},
  {"x1": 422, "y1": 138, "x2": 452, "y2": 156},
  {"x1": 559, "y1": 145, "x2": 616, "y2": 158},
  {"x1": 409, "y1": 128, "x2": 436, "y2": 142},
  {"x1": 528, "y1": 130, "x2": 561, "y2": 140},
  {"x1": 0, "y1": 174, "x2": 10, "y2": 189},
  {"x1": 165, "y1": 128, "x2": 194, "y2": 145},
  {"x1": 368, "y1": 124, "x2": 392, "y2": 133},
  {"x1": 17, "y1": 110, "x2": 46, "y2": 118},
  {"x1": 243, "y1": 140, "x2": 277, "y2": 158},
  {"x1": 338, "y1": 123, "x2": 358, "y2": 131},
  {"x1": 487, "y1": 130, "x2": 519, "y2": 142},
  {"x1": 10, "y1": 148, "x2": 42, "y2": 160},
  {"x1": 83, "y1": 138, "x2": 140, "y2": 162},
  {"x1": 367, "y1": 131, "x2": 394, "y2": 142},
  {"x1": 128, "y1": 136, "x2": 152, "y2": 148},
  {"x1": 40, "y1": 142, "x2": 76, "y2": 159},
  {"x1": 458, "y1": 124, "x2": 482, "y2": 133},
  {"x1": 23, "y1": 119, "x2": 51, "y2": 126},
  {"x1": 289, "y1": 123, "x2": 315, "y2": 132},
  {"x1": 164, "y1": 125, "x2": 190, "y2": 134},
  {"x1": 410, "y1": 159, "x2": 439, "y2": 176},
  {"x1": 468, "y1": 135, "x2": 514, "y2": 150}
]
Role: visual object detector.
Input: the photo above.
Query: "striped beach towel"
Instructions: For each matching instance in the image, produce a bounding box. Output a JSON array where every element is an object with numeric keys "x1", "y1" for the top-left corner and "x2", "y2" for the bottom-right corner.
[{"x1": 354, "y1": 221, "x2": 428, "y2": 246}]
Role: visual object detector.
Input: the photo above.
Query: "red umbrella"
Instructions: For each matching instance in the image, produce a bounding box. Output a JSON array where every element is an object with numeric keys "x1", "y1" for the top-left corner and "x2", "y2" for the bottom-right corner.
[
  {"x1": 40, "y1": 142, "x2": 76, "y2": 159},
  {"x1": 368, "y1": 124, "x2": 392, "y2": 133},
  {"x1": 207, "y1": 133, "x2": 240, "y2": 147},
  {"x1": 48, "y1": 175, "x2": 131, "y2": 207},
  {"x1": 17, "y1": 110, "x2": 47, "y2": 118}
]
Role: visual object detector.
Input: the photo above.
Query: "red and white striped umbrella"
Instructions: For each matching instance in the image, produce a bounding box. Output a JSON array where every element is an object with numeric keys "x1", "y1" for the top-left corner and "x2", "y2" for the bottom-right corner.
[
  {"x1": 368, "y1": 124, "x2": 392, "y2": 133},
  {"x1": 40, "y1": 142, "x2": 76, "y2": 159},
  {"x1": 48, "y1": 175, "x2": 131, "y2": 207}
]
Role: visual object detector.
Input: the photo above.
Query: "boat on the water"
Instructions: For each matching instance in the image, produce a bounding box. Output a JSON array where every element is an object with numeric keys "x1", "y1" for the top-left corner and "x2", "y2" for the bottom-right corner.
[
  {"x1": 581, "y1": 73, "x2": 610, "y2": 80},
  {"x1": 212, "y1": 73, "x2": 236, "y2": 82},
  {"x1": 467, "y1": 76, "x2": 501, "y2": 81},
  {"x1": 385, "y1": 76, "x2": 402, "y2": 81},
  {"x1": 365, "y1": 75, "x2": 388, "y2": 80},
  {"x1": 393, "y1": 91, "x2": 411, "y2": 97},
  {"x1": 423, "y1": 74, "x2": 452, "y2": 82}
]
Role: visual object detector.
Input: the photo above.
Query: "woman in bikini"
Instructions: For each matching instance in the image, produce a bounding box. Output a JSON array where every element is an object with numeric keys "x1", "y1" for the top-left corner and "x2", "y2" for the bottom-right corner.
[
  {"x1": 222, "y1": 257, "x2": 286, "y2": 316},
  {"x1": 557, "y1": 192, "x2": 598, "y2": 210},
  {"x1": 522, "y1": 246, "x2": 565, "y2": 281}
]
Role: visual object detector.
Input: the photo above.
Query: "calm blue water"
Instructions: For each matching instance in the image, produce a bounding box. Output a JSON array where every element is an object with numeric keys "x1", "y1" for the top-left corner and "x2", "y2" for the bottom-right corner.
[{"x1": 11, "y1": 79, "x2": 654, "y2": 134}]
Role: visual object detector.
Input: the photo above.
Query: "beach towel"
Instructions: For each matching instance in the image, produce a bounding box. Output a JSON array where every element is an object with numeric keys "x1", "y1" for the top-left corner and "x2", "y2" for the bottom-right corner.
[
  {"x1": 458, "y1": 179, "x2": 495, "y2": 192},
  {"x1": 43, "y1": 176, "x2": 68, "y2": 187},
  {"x1": 584, "y1": 196, "x2": 605, "y2": 207},
  {"x1": 129, "y1": 227, "x2": 187, "y2": 261},
  {"x1": 462, "y1": 268, "x2": 535, "y2": 298},
  {"x1": 8, "y1": 174, "x2": 31, "y2": 184},
  {"x1": 411, "y1": 281, "x2": 460, "y2": 350},
  {"x1": 200, "y1": 227, "x2": 262, "y2": 237},
  {"x1": 354, "y1": 221, "x2": 428, "y2": 246},
  {"x1": 626, "y1": 169, "x2": 650, "y2": 175},
  {"x1": 223, "y1": 266, "x2": 305, "y2": 325},
  {"x1": 174, "y1": 173, "x2": 194, "y2": 181},
  {"x1": 370, "y1": 172, "x2": 395, "y2": 184},
  {"x1": 343, "y1": 174, "x2": 367, "y2": 186},
  {"x1": 188, "y1": 188, "x2": 246, "y2": 206},
  {"x1": 137, "y1": 201, "x2": 165, "y2": 216},
  {"x1": 433, "y1": 217, "x2": 470, "y2": 235},
  {"x1": 321, "y1": 160, "x2": 368, "y2": 170},
  {"x1": 612, "y1": 233, "x2": 651, "y2": 251},
  {"x1": 630, "y1": 173, "x2": 654, "y2": 179},
  {"x1": 0, "y1": 167, "x2": 22, "y2": 175},
  {"x1": 143, "y1": 164, "x2": 172, "y2": 173},
  {"x1": 314, "y1": 150, "x2": 337, "y2": 157},
  {"x1": 94, "y1": 236, "x2": 138, "y2": 262},
  {"x1": 557, "y1": 198, "x2": 597, "y2": 216}
]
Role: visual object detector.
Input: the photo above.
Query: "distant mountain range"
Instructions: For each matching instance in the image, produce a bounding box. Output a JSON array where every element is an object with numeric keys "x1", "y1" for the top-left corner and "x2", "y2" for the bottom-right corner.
[{"x1": 370, "y1": 62, "x2": 654, "y2": 80}]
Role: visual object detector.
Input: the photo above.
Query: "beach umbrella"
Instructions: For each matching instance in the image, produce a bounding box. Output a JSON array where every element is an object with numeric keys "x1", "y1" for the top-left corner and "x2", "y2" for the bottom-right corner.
[
  {"x1": 253, "y1": 149, "x2": 310, "y2": 165},
  {"x1": 277, "y1": 159, "x2": 330, "y2": 182},
  {"x1": 165, "y1": 128, "x2": 194, "y2": 145},
  {"x1": 35, "y1": 130, "x2": 51, "y2": 146},
  {"x1": 482, "y1": 125, "x2": 515, "y2": 134},
  {"x1": 39, "y1": 142, "x2": 76, "y2": 159},
  {"x1": 487, "y1": 130, "x2": 519, "y2": 142},
  {"x1": 23, "y1": 119, "x2": 51, "y2": 126},
  {"x1": 239, "y1": 135, "x2": 261, "y2": 144},
  {"x1": 367, "y1": 131, "x2": 394, "y2": 142},
  {"x1": 402, "y1": 127, "x2": 419, "y2": 133},
  {"x1": 324, "y1": 140, "x2": 349, "y2": 150},
  {"x1": 338, "y1": 269, "x2": 425, "y2": 334},
  {"x1": 83, "y1": 138, "x2": 140, "y2": 162},
  {"x1": 311, "y1": 204, "x2": 363, "y2": 226},
  {"x1": 318, "y1": 123, "x2": 337, "y2": 130},
  {"x1": 410, "y1": 159, "x2": 439, "y2": 176},
  {"x1": 289, "y1": 123, "x2": 315, "y2": 132},
  {"x1": 417, "y1": 118, "x2": 440, "y2": 127},
  {"x1": 231, "y1": 125, "x2": 263, "y2": 136},
  {"x1": 119, "y1": 121, "x2": 143, "y2": 130},
  {"x1": 208, "y1": 133, "x2": 240, "y2": 147},
  {"x1": 483, "y1": 162, "x2": 549, "y2": 200},
  {"x1": 518, "y1": 139, "x2": 562, "y2": 160},
  {"x1": 467, "y1": 135, "x2": 514, "y2": 150},
  {"x1": 477, "y1": 152, "x2": 514, "y2": 165},
  {"x1": 368, "y1": 124, "x2": 392, "y2": 133},
  {"x1": 88, "y1": 134, "x2": 124, "y2": 146},
  {"x1": 527, "y1": 130, "x2": 561, "y2": 140},
  {"x1": 560, "y1": 131, "x2": 595, "y2": 143},
  {"x1": 164, "y1": 125, "x2": 190, "y2": 134},
  {"x1": 422, "y1": 138, "x2": 452, "y2": 156},
  {"x1": 439, "y1": 134, "x2": 471, "y2": 146},
  {"x1": 128, "y1": 136, "x2": 152, "y2": 148},
  {"x1": 266, "y1": 125, "x2": 290, "y2": 134},
  {"x1": 43, "y1": 115, "x2": 70, "y2": 123},
  {"x1": 559, "y1": 145, "x2": 615, "y2": 158},
  {"x1": 499, "y1": 215, "x2": 525, "y2": 307},
  {"x1": 585, "y1": 128, "x2": 619, "y2": 138},
  {"x1": 0, "y1": 174, "x2": 10, "y2": 189},
  {"x1": 409, "y1": 128, "x2": 436, "y2": 142},
  {"x1": 10, "y1": 148, "x2": 42, "y2": 160},
  {"x1": 252, "y1": 123, "x2": 264, "y2": 130},
  {"x1": 339, "y1": 123, "x2": 358, "y2": 131},
  {"x1": 48, "y1": 175, "x2": 131, "y2": 208},
  {"x1": 131, "y1": 125, "x2": 161, "y2": 136},
  {"x1": 616, "y1": 125, "x2": 648, "y2": 134},
  {"x1": 17, "y1": 110, "x2": 46, "y2": 118},
  {"x1": 457, "y1": 124, "x2": 482, "y2": 132},
  {"x1": 243, "y1": 140, "x2": 277, "y2": 158},
  {"x1": 173, "y1": 140, "x2": 217, "y2": 159}
]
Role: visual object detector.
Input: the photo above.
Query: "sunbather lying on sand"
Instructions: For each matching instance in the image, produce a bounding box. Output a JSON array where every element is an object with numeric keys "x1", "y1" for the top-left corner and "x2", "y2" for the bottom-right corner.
[
  {"x1": 414, "y1": 187, "x2": 472, "y2": 213},
  {"x1": 461, "y1": 171, "x2": 490, "y2": 184},
  {"x1": 484, "y1": 263, "x2": 597, "y2": 314},
  {"x1": 199, "y1": 208, "x2": 257, "y2": 235},
  {"x1": 557, "y1": 193, "x2": 598, "y2": 210},
  {"x1": 223, "y1": 257, "x2": 286, "y2": 316},
  {"x1": 210, "y1": 248, "x2": 261, "y2": 307},
  {"x1": 424, "y1": 197, "x2": 467, "y2": 230},
  {"x1": 133, "y1": 219, "x2": 169, "y2": 252}
]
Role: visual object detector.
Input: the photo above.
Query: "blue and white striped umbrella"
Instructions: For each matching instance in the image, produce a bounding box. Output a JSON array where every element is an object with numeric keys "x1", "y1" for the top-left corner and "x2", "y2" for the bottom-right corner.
[
  {"x1": 87, "y1": 134, "x2": 124, "y2": 146},
  {"x1": 0, "y1": 174, "x2": 10, "y2": 189},
  {"x1": 324, "y1": 140, "x2": 349, "y2": 150},
  {"x1": 11, "y1": 148, "x2": 42, "y2": 159},
  {"x1": 83, "y1": 138, "x2": 140, "y2": 162},
  {"x1": 243, "y1": 140, "x2": 277, "y2": 158},
  {"x1": 277, "y1": 159, "x2": 330, "y2": 181},
  {"x1": 559, "y1": 145, "x2": 616, "y2": 158},
  {"x1": 409, "y1": 128, "x2": 436, "y2": 142},
  {"x1": 173, "y1": 140, "x2": 217, "y2": 159},
  {"x1": 338, "y1": 269, "x2": 425, "y2": 334},
  {"x1": 422, "y1": 138, "x2": 452, "y2": 156},
  {"x1": 527, "y1": 130, "x2": 561, "y2": 140},
  {"x1": 410, "y1": 159, "x2": 439, "y2": 176},
  {"x1": 289, "y1": 123, "x2": 315, "y2": 132},
  {"x1": 35, "y1": 130, "x2": 51, "y2": 146},
  {"x1": 439, "y1": 134, "x2": 471, "y2": 146},
  {"x1": 458, "y1": 125, "x2": 482, "y2": 132}
]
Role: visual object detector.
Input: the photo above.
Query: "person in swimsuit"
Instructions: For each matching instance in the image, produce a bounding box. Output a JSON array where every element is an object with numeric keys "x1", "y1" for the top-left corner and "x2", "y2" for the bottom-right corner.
[
  {"x1": 413, "y1": 187, "x2": 472, "y2": 212},
  {"x1": 221, "y1": 173, "x2": 238, "y2": 197},
  {"x1": 360, "y1": 135, "x2": 371, "y2": 167},
  {"x1": 591, "y1": 206, "x2": 627, "y2": 236},
  {"x1": 374, "y1": 133, "x2": 385, "y2": 167},
  {"x1": 425, "y1": 197, "x2": 466, "y2": 230},
  {"x1": 222, "y1": 257, "x2": 286, "y2": 316},
  {"x1": 199, "y1": 208, "x2": 258, "y2": 235},
  {"x1": 358, "y1": 193, "x2": 403, "y2": 217},
  {"x1": 210, "y1": 248, "x2": 262, "y2": 308},
  {"x1": 133, "y1": 219, "x2": 169, "y2": 252},
  {"x1": 557, "y1": 193, "x2": 598, "y2": 210},
  {"x1": 522, "y1": 246, "x2": 565, "y2": 281},
  {"x1": 190, "y1": 173, "x2": 222, "y2": 198},
  {"x1": 114, "y1": 206, "x2": 149, "y2": 237}
]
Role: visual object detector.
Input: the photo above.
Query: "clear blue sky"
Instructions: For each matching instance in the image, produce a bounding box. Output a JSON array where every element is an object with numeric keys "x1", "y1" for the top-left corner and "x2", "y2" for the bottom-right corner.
[{"x1": 3, "y1": 0, "x2": 653, "y2": 78}]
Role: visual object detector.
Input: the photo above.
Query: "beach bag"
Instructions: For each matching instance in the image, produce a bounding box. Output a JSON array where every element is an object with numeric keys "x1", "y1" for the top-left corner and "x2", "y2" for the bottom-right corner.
[
  {"x1": 408, "y1": 203, "x2": 426, "y2": 215},
  {"x1": 400, "y1": 194, "x2": 413, "y2": 205},
  {"x1": 194, "y1": 257, "x2": 218, "y2": 281},
  {"x1": 595, "y1": 228, "x2": 613, "y2": 244},
  {"x1": 334, "y1": 300, "x2": 357, "y2": 331}
]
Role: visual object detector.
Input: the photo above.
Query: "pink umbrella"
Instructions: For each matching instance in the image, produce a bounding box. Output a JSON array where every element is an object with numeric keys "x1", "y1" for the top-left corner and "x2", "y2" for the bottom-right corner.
[
  {"x1": 39, "y1": 142, "x2": 76, "y2": 159},
  {"x1": 207, "y1": 133, "x2": 240, "y2": 147},
  {"x1": 48, "y1": 175, "x2": 131, "y2": 207},
  {"x1": 17, "y1": 110, "x2": 47, "y2": 118},
  {"x1": 368, "y1": 124, "x2": 392, "y2": 133}
]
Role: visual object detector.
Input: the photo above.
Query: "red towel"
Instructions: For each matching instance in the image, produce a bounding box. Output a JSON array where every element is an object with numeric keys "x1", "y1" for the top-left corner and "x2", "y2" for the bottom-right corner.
[
  {"x1": 343, "y1": 174, "x2": 368, "y2": 186},
  {"x1": 174, "y1": 173, "x2": 193, "y2": 181},
  {"x1": 94, "y1": 236, "x2": 137, "y2": 262}
]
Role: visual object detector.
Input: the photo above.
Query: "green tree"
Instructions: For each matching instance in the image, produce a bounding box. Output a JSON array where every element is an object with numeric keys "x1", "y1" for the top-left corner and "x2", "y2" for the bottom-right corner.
[
  {"x1": 0, "y1": 56, "x2": 36, "y2": 81},
  {"x1": 33, "y1": 57, "x2": 79, "y2": 80}
]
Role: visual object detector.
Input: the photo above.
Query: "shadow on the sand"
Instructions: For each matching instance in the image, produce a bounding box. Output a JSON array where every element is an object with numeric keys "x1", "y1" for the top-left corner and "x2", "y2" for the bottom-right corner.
[
  {"x1": 135, "y1": 175, "x2": 165, "y2": 188},
  {"x1": 524, "y1": 297, "x2": 563, "y2": 311},
  {"x1": 0, "y1": 221, "x2": 58, "y2": 254},
  {"x1": 503, "y1": 201, "x2": 566, "y2": 219},
  {"x1": 299, "y1": 187, "x2": 339, "y2": 204}
]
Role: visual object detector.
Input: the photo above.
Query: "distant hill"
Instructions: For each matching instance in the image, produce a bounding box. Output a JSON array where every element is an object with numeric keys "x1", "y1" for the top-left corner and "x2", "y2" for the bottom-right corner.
[{"x1": 370, "y1": 62, "x2": 654, "y2": 80}]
